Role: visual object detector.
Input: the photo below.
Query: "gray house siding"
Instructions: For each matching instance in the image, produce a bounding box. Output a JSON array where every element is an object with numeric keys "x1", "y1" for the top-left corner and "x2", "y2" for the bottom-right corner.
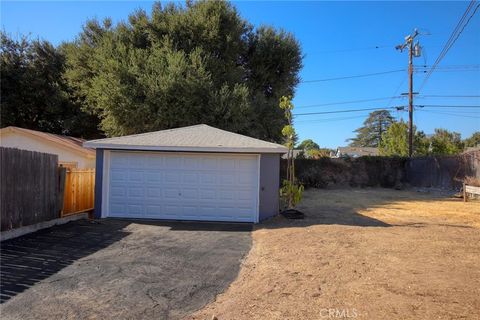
[
  {"x1": 93, "y1": 149, "x2": 104, "y2": 219},
  {"x1": 259, "y1": 153, "x2": 281, "y2": 220}
]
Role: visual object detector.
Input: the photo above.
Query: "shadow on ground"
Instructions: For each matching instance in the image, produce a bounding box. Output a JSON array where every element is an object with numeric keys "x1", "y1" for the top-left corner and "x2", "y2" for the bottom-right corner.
[
  {"x1": 1, "y1": 218, "x2": 252, "y2": 320},
  {"x1": 117, "y1": 219, "x2": 253, "y2": 232},
  {"x1": 0, "y1": 219, "x2": 131, "y2": 303},
  {"x1": 264, "y1": 187, "x2": 464, "y2": 229}
]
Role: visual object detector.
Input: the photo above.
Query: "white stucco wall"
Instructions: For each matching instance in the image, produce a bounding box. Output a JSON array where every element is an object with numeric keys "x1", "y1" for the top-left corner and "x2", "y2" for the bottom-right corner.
[{"x1": 0, "y1": 132, "x2": 95, "y2": 168}]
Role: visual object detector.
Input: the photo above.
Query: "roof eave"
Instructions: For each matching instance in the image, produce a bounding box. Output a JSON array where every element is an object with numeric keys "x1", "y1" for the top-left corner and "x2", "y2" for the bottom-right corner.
[
  {"x1": 83, "y1": 143, "x2": 287, "y2": 154},
  {"x1": 1, "y1": 126, "x2": 96, "y2": 156}
]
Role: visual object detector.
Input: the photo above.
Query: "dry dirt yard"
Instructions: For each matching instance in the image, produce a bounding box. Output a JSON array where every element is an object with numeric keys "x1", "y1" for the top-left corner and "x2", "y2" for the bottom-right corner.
[{"x1": 189, "y1": 188, "x2": 480, "y2": 320}]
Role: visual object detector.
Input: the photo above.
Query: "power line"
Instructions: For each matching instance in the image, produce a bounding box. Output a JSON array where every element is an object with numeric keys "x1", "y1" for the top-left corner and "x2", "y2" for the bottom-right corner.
[
  {"x1": 416, "y1": 104, "x2": 480, "y2": 108},
  {"x1": 296, "y1": 96, "x2": 405, "y2": 109},
  {"x1": 300, "y1": 69, "x2": 405, "y2": 83},
  {"x1": 419, "y1": 1, "x2": 480, "y2": 91},
  {"x1": 417, "y1": 109, "x2": 480, "y2": 118},
  {"x1": 415, "y1": 69, "x2": 479, "y2": 73},
  {"x1": 414, "y1": 64, "x2": 480, "y2": 69},
  {"x1": 295, "y1": 114, "x2": 372, "y2": 124},
  {"x1": 294, "y1": 106, "x2": 399, "y2": 117},
  {"x1": 419, "y1": 94, "x2": 480, "y2": 98},
  {"x1": 387, "y1": 75, "x2": 408, "y2": 109},
  {"x1": 308, "y1": 45, "x2": 393, "y2": 54}
]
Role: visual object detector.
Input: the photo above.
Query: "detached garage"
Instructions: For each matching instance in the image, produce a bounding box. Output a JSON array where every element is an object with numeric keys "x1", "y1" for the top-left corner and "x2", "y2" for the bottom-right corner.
[{"x1": 84, "y1": 125, "x2": 287, "y2": 223}]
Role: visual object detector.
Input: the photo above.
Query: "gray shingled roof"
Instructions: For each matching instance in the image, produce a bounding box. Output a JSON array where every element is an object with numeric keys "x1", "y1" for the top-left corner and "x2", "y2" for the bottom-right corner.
[{"x1": 84, "y1": 124, "x2": 288, "y2": 153}]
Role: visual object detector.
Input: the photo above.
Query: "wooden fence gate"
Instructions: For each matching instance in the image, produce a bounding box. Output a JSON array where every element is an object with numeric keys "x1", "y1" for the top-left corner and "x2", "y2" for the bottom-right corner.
[{"x1": 62, "y1": 168, "x2": 95, "y2": 217}]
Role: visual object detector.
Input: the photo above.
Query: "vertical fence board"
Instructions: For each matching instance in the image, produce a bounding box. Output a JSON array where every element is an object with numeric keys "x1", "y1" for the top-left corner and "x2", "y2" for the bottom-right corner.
[
  {"x1": 62, "y1": 169, "x2": 95, "y2": 216},
  {"x1": 0, "y1": 147, "x2": 61, "y2": 232}
]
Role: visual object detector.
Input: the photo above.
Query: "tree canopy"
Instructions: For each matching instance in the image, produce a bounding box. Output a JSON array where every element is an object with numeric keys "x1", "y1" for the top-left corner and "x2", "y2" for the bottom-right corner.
[
  {"x1": 462, "y1": 132, "x2": 480, "y2": 148},
  {"x1": 297, "y1": 139, "x2": 320, "y2": 151},
  {"x1": 62, "y1": 1, "x2": 302, "y2": 141},
  {"x1": 0, "y1": 32, "x2": 101, "y2": 138},
  {"x1": 429, "y1": 129, "x2": 463, "y2": 155},
  {"x1": 348, "y1": 110, "x2": 394, "y2": 147}
]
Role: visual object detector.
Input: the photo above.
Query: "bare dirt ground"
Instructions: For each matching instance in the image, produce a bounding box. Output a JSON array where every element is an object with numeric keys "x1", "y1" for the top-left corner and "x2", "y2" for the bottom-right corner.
[{"x1": 189, "y1": 188, "x2": 480, "y2": 320}]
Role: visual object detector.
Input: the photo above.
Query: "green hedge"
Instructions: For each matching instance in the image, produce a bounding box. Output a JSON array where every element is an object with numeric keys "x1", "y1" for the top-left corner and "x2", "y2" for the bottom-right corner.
[{"x1": 280, "y1": 156, "x2": 408, "y2": 188}]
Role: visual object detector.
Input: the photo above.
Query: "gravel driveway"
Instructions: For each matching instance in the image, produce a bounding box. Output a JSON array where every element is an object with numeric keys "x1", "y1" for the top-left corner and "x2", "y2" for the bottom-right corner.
[{"x1": 0, "y1": 219, "x2": 252, "y2": 320}]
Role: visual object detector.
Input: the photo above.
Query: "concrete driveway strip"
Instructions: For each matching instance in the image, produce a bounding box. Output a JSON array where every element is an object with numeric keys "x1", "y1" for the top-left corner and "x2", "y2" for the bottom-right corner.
[{"x1": 0, "y1": 219, "x2": 252, "y2": 320}]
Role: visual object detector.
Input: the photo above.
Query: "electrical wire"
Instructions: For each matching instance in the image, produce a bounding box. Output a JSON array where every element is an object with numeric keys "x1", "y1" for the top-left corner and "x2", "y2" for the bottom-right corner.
[
  {"x1": 295, "y1": 114, "x2": 372, "y2": 124},
  {"x1": 417, "y1": 109, "x2": 480, "y2": 118},
  {"x1": 419, "y1": 1, "x2": 480, "y2": 91},
  {"x1": 419, "y1": 95, "x2": 480, "y2": 98},
  {"x1": 308, "y1": 45, "x2": 393, "y2": 54},
  {"x1": 294, "y1": 106, "x2": 399, "y2": 117},
  {"x1": 300, "y1": 69, "x2": 405, "y2": 83},
  {"x1": 296, "y1": 96, "x2": 405, "y2": 109},
  {"x1": 415, "y1": 104, "x2": 480, "y2": 108},
  {"x1": 415, "y1": 64, "x2": 480, "y2": 69}
]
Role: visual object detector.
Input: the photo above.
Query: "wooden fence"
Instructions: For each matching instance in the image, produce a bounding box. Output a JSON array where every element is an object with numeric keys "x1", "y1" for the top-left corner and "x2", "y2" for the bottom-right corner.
[
  {"x1": 62, "y1": 168, "x2": 95, "y2": 217},
  {"x1": 0, "y1": 147, "x2": 64, "y2": 231}
]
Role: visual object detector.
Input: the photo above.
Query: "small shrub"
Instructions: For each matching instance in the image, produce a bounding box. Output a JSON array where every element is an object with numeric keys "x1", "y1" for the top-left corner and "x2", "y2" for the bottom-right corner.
[{"x1": 464, "y1": 176, "x2": 480, "y2": 187}]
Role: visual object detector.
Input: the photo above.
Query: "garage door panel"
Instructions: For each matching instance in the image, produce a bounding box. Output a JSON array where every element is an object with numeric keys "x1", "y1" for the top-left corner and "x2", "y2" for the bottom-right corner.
[
  {"x1": 165, "y1": 172, "x2": 181, "y2": 183},
  {"x1": 200, "y1": 173, "x2": 216, "y2": 184},
  {"x1": 110, "y1": 169, "x2": 127, "y2": 182},
  {"x1": 107, "y1": 152, "x2": 258, "y2": 222},
  {"x1": 110, "y1": 186, "x2": 126, "y2": 197},
  {"x1": 164, "y1": 204, "x2": 182, "y2": 215},
  {"x1": 183, "y1": 157, "x2": 199, "y2": 169},
  {"x1": 127, "y1": 204, "x2": 144, "y2": 215},
  {"x1": 200, "y1": 158, "x2": 217, "y2": 170},
  {"x1": 219, "y1": 158, "x2": 235, "y2": 170},
  {"x1": 182, "y1": 172, "x2": 198, "y2": 184},
  {"x1": 127, "y1": 186, "x2": 144, "y2": 198},
  {"x1": 238, "y1": 159, "x2": 257, "y2": 171},
  {"x1": 128, "y1": 156, "x2": 145, "y2": 168},
  {"x1": 219, "y1": 190, "x2": 235, "y2": 200},
  {"x1": 128, "y1": 170, "x2": 144, "y2": 182},
  {"x1": 164, "y1": 189, "x2": 181, "y2": 199},
  {"x1": 110, "y1": 204, "x2": 127, "y2": 215},
  {"x1": 165, "y1": 156, "x2": 183, "y2": 169},
  {"x1": 146, "y1": 171, "x2": 163, "y2": 182},
  {"x1": 146, "y1": 187, "x2": 162, "y2": 198},
  {"x1": 237, "y1": 190, "x2": 254, "y2": 201},
  {"x1": 146, "y1": 205, "x2": 162, "y2": 215},
  {"x1": 146, "y1": 156, "x2": 164, "y2": 168},
  {"x1": 238, "y1": 174, "x2": 255, "y2": 185},
  {"x1": 200, "y1": 189, "x2": 216, "y2": 200},
  {"x1": 218, "y1": 174, "x2": 235, "y2": 185},
  {"x1": 182, "y1": 188, "x2": 198, "y2": 199}
]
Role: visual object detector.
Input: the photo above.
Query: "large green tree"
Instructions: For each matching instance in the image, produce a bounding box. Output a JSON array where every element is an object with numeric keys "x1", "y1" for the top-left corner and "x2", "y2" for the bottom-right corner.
[
  {"x1": 297, "y1": 139, "x2": 320, "y2": 151},
  {"x1": 349, "y1": 110, "x2": 394, "y2": 147},
  {"x1": 0, "y1": 32, "x2": 101, "y2": 138},
  {"x1": 63, "y1": 1, "x2": 302, "y2": 141},
  {"x1": 379, "y1": 121, "x2": 430, "y2": 156},
  {"x1": 463, "y1": 132, "x2": 480, "y2": 149},
  {"x1": 430, "y1": 128, "x2": 463, "y2": 155}
]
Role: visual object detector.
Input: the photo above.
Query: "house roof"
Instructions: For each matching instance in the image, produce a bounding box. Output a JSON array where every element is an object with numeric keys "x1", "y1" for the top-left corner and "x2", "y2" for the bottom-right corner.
[
  {"x1": 337, "y1": 146, "x2": 379, "y2": 157},
  {"x1": 0, "y1": 126, "x2": 95, "y2": 156},
  {"x1": 84, "y1": 124, "x2": 288, "y2": 154}
]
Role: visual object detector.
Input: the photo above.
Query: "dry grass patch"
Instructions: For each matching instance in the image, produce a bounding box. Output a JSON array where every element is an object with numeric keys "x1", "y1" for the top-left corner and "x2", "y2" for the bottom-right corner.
[{"x1": 188, "y1": 188, "x2": 480, "y2": 320}]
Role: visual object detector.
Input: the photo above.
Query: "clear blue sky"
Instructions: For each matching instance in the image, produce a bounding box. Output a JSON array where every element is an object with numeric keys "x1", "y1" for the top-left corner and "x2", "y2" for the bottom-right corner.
[{"x1": 2, "y1": 1, "x2": 479, "y2": 148}]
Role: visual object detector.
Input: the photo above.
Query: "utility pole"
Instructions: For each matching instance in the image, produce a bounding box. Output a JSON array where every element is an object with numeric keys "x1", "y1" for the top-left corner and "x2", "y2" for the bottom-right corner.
[{"x1": 396, "y1": 29, "x2": 421, "y2": 157}]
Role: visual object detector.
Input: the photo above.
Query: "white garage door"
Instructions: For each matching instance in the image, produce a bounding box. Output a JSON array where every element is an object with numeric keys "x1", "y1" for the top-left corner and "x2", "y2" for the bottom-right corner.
[{"x1": 105, "y1": 151, "x2": 259, "y2": 222}]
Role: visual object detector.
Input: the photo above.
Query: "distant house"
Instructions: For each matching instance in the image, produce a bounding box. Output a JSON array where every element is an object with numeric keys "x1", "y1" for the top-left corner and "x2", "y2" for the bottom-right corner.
[
  {"x1": 0, "y1": 126, "x2": 96, "y2": 168},
  {"x1": 332, "y1": 146, "x2": 379, "y2": 158}
]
